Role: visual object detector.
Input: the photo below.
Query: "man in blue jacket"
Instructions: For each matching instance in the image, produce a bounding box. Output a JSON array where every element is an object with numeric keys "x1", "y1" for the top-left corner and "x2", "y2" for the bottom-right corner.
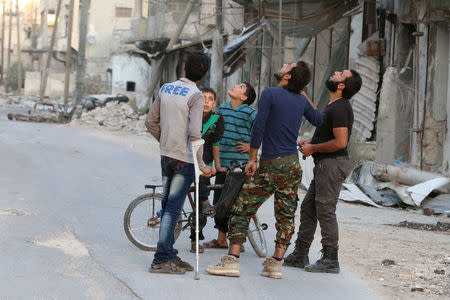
[{"x1": 206, "y1": 61, "x2": 323, "y2": 279}]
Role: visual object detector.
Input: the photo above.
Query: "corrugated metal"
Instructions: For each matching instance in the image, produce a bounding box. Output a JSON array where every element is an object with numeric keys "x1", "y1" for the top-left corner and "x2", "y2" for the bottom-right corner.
[
  {"x1": 231, "y1": 0, "x2": 359, "y2": 38},
  {"x1": 352, "y1": 55, "x2": 380, "y2": 141}
]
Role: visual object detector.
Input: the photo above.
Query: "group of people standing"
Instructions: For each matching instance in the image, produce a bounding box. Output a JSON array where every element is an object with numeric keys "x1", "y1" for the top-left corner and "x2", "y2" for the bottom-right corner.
[{"x1": 145, "y1": 51, "x2": 362, "y2": 278}]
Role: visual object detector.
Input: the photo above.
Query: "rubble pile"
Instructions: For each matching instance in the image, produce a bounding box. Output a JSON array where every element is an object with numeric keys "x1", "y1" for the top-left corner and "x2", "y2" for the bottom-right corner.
[
  {"x1": 71, "y1": 102, "x2": 147, "y2": 134},
  {"x1": 337, "y1": 161, "x2": 450, "y2": 216}
]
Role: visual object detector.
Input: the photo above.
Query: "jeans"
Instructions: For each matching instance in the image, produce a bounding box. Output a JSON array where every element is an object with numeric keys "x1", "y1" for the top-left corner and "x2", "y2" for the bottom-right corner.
[{"x1": 153, "y1": 156, "x2": 194, "y2": 264}]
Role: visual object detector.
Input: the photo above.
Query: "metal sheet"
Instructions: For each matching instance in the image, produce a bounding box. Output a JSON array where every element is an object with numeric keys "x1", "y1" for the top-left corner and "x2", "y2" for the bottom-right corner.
[
  {"x1": 339, "y1": 183, "x2": 382, "y2": 207},
  {"x1": 422, "y1": 194, "x2": 450, "y2": 214},
  {"x1": 352, "y1": 55, "x2": 380, "y2": 141},
  {"x1": 407, "y1": 177, "x2": 450, "y2": 207}
]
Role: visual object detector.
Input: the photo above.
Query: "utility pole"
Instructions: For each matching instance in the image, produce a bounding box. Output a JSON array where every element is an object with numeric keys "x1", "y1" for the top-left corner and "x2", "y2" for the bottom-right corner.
[
  {"x1": 16, "y1": 0, "x2": 21, "y2": 93},
  {"x1": 7, "y1": 0, "x2": 11, "y2": 69},
  {"x1": 39, "y1": 0, "x2": 62, "y2": 101},
  {"x1": 1, "y1": 0, "x2": 5, "y2": 82},
  {"x1": 210, "y1": 0, "x2": 223, "y2": 103},
  {"x1": 74, "y1": 0, "x2": 90, "y2": 106},
  {"x1": 143, "y1": 0, "x2": 197, "y2": 109},
  {"x1": 63, "y1": 0, "x2": 75, "y2": 108}
]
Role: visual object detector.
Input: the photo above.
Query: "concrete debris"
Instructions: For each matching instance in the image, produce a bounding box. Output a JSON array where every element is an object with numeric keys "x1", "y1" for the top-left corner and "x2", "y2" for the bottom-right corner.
[
  {"x1": 341, "y1": 161, "x2": 450, "y2": 214},
  {"x1": 410, "y1": 286, "x2": 424, "y2": 292},
  {"x1": 423, "y1": 208, "x2": 435, "y2": 216},
  {"x1": 394, "y1": 221, "x2": 450, "y2": 232},
  {"x1": 81, "y1": 94, "x2": 129, "y2": 112},
  {"x1": 381, "y1": 259, "x2": 396, "y2": 266},
  {"x1": 434, "y1": 269, "x2": 445, "y2": 275},
  {"x1": 365, "y1": 161, "x2": 450, "y2": 193},
  {"x1": 71, "y1": 102, "x2": 147, "y2": 134}
]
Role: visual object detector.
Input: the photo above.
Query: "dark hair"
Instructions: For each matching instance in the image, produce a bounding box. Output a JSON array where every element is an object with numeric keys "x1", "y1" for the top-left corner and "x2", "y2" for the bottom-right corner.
[
  {"x1": 201, "y1": 87, "x2": 216, "y2": 101},
  {"x1": 342, "y1": 69, "x2": 362, "y2": 99},
  {"x1": 185, "y1": 52, "x2": 211, "y2": 82},
  {"x1": 243, "y1": 81, "x2": 256, "y2": 106},
  {"x1": 283, "y1": 61, "x2": 311, "y2": 94}
]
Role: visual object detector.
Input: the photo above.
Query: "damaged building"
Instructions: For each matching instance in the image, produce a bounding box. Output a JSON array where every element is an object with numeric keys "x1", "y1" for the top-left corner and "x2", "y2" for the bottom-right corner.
[
  {"x1": 358, "y1": 0, "x2": 450, "y2": 176},
  {"x1": 6, "y1": 0, "x2": 450, "y2": 179}
]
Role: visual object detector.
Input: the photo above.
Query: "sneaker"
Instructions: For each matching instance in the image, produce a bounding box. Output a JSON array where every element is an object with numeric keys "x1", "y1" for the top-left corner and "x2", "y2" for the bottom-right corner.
[
  {"x1": 206, "y1": 255, "x2": 240, "y2": 277},
  {"x1": 261, "y1": 257, "x2": 283, "y2": 279}
]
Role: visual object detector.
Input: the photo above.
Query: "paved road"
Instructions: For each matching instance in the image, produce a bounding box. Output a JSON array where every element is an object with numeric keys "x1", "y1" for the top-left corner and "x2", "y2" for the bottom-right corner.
[{"x1": 0, "y1": 120, "x2": 380, "y2": 300}]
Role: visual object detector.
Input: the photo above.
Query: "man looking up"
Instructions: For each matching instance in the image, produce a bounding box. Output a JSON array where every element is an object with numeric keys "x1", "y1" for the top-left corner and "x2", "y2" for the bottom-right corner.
[
  {"x1": 206, "y1": 61, "x2": 323, "y2": 279},
  {"x1": 285, "y1": 69, "x2": 362, "y2": 274}
]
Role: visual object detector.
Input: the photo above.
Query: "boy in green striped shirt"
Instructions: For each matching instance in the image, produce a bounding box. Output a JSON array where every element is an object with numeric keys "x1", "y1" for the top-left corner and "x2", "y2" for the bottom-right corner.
[{"x1": 189, "y1": 87, "x2": 225, "y2": 253}]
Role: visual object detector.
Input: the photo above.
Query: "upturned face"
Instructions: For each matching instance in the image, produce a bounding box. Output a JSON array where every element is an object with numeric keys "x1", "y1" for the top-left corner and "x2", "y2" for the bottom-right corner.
[
  {"x1": 326, "y1": 70, "x2": 352, "y2": 92},
  {"x1": 274, "y1": 62, "x2": 296, "y2": 81},
  {"x1": 227, "y1": 83, "x2": 248, "y2": 101}
]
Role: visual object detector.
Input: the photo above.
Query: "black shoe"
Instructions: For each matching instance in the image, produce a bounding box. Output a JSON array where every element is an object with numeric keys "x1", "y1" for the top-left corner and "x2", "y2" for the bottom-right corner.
[
  {"x1": 283, "y1": 240, "x2": 310, "y2": 268},
  {"x1": 304, "y1": 246, "x2": 340, "y2": 274}
]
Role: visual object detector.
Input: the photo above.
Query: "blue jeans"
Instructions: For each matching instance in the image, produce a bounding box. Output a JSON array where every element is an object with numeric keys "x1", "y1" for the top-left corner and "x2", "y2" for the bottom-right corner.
[{"x1": 153, "y1": 156, "x2": 194, "y2": 264}]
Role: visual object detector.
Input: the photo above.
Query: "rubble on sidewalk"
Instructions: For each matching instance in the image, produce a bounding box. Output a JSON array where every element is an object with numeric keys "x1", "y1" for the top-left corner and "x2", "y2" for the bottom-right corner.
[
  {"x1": 81, "y1": 94, "x2": 129, "y2": 112},
  {"x1": 71, "y1": 102, "x2": 147, "y2": 134},
  {"x1": 336, "y1": 161, "x2": 450, "y2": 216}
]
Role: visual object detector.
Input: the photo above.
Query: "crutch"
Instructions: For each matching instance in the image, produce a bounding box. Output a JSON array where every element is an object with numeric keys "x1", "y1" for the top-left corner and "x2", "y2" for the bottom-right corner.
[{"x1": 191, "y1": 139, "x2": 204, "y2": 280}]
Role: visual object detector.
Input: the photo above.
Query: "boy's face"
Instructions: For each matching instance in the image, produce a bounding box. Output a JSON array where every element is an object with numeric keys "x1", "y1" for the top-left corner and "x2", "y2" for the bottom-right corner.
[
  {"x1": 227, "y1": 83, "x2": 247, "y2": 102},
  {"x1": 203, "y1": 92, "x2": 216, "y2": 114}
]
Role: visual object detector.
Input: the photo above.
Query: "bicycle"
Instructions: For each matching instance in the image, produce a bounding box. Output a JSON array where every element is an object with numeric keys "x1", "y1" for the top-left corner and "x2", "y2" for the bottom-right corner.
[{"x1": 123, "y1": 164, "x2": 269, "y2": 257}]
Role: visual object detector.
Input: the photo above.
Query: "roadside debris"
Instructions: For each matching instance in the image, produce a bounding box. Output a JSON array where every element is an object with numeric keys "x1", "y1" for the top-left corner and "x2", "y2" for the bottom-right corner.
[
  {"x1": 381, "y1": 259, "x2": 395, "y2": 266},
  {"x1": 434, "y1": 269, "x2": 445, "y2": 275},
  {"x1": 71, "y1": 102, "x2": 147, "y2": 134},
  {"x1": 338, "y1": 161, "x2": 450, "y2": 215},
  {"x1": 410, "y1": 286, "x2": 424, "y2": 292},
  {"x1": 394, "y1": 221, "x2": 450, "y2": 232},
  {"x1": 7, "y1": 100, "x2": 76, "y2": 124},
  {"x1": 80, "y1": 94, "x2": 129, "y2": 112}
]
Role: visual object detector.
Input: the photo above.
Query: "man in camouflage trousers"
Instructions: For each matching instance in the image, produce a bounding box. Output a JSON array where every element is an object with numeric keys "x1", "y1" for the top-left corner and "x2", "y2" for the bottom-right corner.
[{"x1": 206, "y1": 61, "x2": 323, "y2": 279}]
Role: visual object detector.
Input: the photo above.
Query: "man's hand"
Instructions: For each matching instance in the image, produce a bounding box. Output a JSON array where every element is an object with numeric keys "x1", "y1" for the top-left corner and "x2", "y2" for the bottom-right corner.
[
  {"x1": 215, "y1": 166, "x2": 227, "y2": 174},
  {"x1": 300, "y1": 144, "x2": 314, "y2": 157},
  {"x1": 235, "y1": 142, "x2": 250, "y2": 153},
  {"x1": 298, "y1": 140, "x2": 310, "y2": 147},
  {"x1": 201, "y1": 166, "x2": 216, "y2": 177},
  {"x1": 245, "y1": 160, "x2": 257, "y2": 177}
]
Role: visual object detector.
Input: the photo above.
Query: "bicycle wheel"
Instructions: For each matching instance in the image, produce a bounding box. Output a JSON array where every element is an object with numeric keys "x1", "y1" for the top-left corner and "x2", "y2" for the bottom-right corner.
[
  {"x1": 123, "y1": 193, "x2": 182, "y2": 251},
  {"x1": 247, "y1": 214, "x2": 268, "y2": 257}
]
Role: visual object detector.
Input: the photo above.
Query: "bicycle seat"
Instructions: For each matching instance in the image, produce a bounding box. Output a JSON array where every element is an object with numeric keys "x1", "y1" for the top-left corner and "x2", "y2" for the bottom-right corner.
[{"x1": 145, "y1": 184, "x2": 163, "y2": 190}]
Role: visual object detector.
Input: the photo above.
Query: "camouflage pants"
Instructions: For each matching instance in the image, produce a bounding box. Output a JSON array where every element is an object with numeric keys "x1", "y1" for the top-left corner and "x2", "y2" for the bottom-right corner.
[{"x1": 228, "y1": 154, "x2": 302, "y2": 249}]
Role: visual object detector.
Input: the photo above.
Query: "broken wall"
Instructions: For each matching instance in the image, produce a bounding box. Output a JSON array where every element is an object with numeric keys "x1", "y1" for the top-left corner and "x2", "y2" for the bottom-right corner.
[
  {"x1": 375, "y1": 22, "x2": 415, "y2": 164},
  {"x1": 111, "y1": 54, "x2": 151, "y2": 110}
]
